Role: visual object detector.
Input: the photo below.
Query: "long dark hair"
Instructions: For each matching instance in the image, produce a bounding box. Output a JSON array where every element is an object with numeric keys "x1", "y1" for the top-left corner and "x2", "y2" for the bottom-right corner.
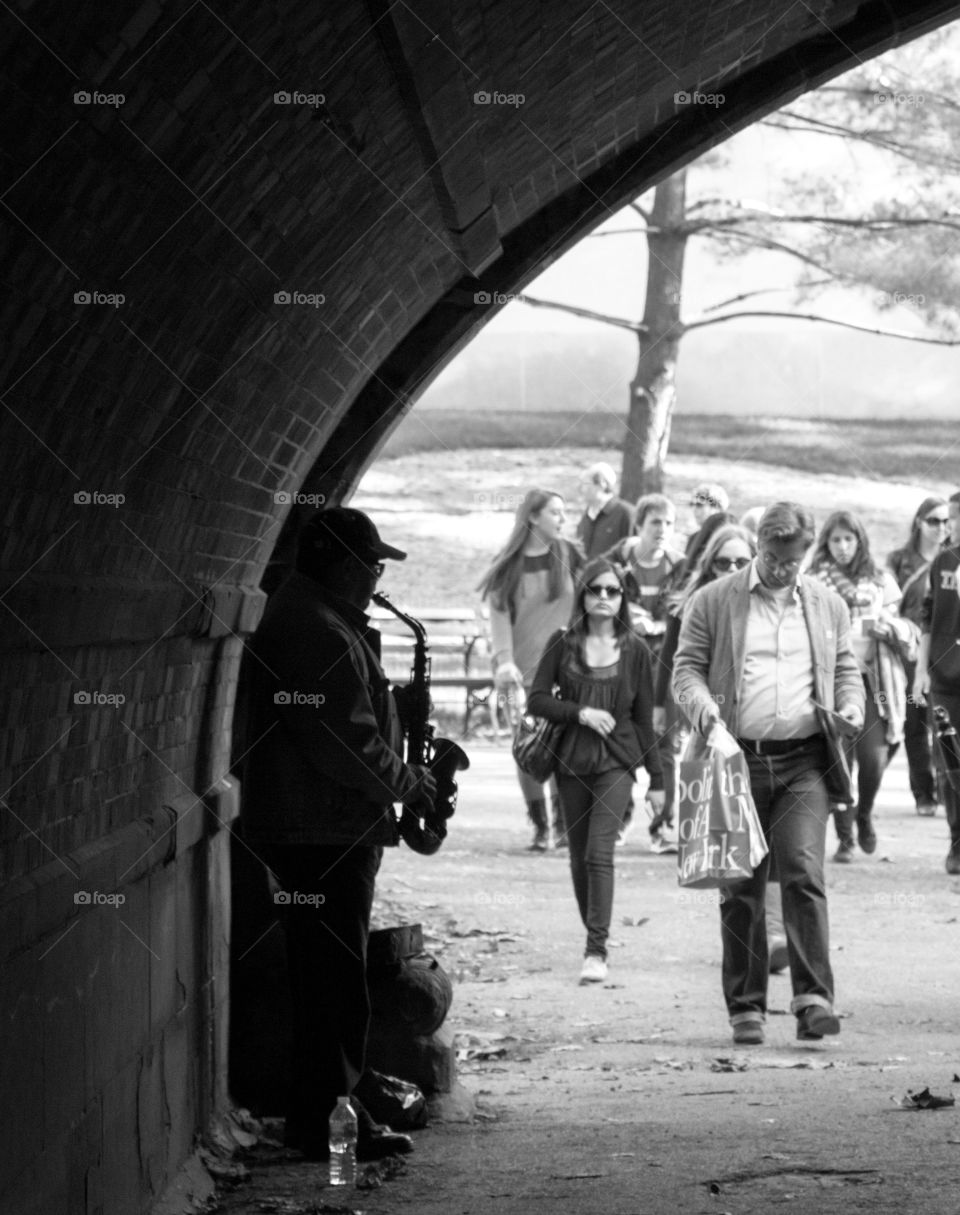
[
  {"x1": 564, "y1": 558, "x2": 634, "y2": 664},
  {"x1": 905, "y1": 495, "x2": 948, "y2": 553},
  {"x1": 812, "y1": 510, "x2": 878, "y2": 582},
  {"x1": 477, "y1": 488, "x2": 578, "y2": 614}
]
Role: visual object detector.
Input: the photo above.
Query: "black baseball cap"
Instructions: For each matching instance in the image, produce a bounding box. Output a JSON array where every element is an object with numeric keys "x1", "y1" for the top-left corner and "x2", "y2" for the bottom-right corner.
[{"x1": 300, "y1": 507, "x2": 407, "y2": 563}]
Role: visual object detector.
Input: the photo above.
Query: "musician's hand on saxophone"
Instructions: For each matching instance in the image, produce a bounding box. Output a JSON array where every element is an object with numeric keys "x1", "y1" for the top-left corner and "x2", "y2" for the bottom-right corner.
[{"x1": 403, "y1": 764, "x2": 437, "y2": 813}]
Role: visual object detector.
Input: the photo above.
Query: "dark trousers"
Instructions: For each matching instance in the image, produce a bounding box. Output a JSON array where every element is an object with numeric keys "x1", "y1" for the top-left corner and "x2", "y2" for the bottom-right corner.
[
  {"x1": 903, "y1": 662, "x2": 938, "y2": 806},
  {"x1": 720, "y1": 738, "x2": 834, "y2": 1022},
  {"x1": 264, "y1": 842, "x2": 382, "y2": 1144},
  {"x1": 930, "y1": 689, "x2": 960, "y2": 844},
  {"x1": 840, "y1": 675, "x2": 889, "y2": 817},
  {"x1": 557, "y1": 768, "x2": 633, "y2": 959}
]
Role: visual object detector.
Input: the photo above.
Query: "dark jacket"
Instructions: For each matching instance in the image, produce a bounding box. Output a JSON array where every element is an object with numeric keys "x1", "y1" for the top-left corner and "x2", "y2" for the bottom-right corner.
[
  {"x1": 577, "y1": 496, "x2": 634, "y2": 560},
  {"x1": 239, "y1": 571, "x2": 418, "y2": 846},
  {"x1": 887, "y1": 544, "x2": 933, "y2": 628},
  {"x1": 922, "y1": 545, "x2": 960, "y2": 691},
  {"x1": 527, "y1": 628, "x2": 663, "y2": 788}
]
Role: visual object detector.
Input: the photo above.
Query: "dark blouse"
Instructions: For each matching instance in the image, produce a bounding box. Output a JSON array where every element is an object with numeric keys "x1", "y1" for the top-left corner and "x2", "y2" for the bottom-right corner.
[{"x1": 527, "y1": 629, "x2": 664, "y2": 787}]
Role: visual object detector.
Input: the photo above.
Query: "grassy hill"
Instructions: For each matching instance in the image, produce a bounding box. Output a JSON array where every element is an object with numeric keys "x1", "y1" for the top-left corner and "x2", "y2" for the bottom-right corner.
[
  {"x1": 381, "y1": 410, "x2": 957, "y2": 486},
  {"x1": 357, "y1": 416, "x2": 956, "y2": 610}
]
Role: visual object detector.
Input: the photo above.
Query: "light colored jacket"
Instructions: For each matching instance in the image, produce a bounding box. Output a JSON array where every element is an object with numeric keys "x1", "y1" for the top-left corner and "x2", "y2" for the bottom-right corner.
[{"x1": 672, "y1": 566, "x2": 864, "y2": 738}]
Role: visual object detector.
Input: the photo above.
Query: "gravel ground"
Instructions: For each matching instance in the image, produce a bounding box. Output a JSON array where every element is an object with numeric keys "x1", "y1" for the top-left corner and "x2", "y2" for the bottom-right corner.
[{"x1": 215, "y1": 742, "x2": 960, "y2": 1215}]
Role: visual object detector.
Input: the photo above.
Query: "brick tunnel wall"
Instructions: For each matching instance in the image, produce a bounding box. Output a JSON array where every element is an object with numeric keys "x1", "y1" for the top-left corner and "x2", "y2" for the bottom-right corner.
[{"x1": 1, "y1": 1, "x2": 955, "y2": 1211}]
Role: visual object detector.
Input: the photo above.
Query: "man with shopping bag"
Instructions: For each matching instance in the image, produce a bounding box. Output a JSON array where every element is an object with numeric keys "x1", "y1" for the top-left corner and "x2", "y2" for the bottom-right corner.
[{"x1": 673, "y1": 502, "x2": 864, "y2": 1046}]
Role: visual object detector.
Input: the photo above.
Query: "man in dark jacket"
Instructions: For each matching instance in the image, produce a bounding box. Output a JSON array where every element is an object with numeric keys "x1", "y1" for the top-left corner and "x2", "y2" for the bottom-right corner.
[
  {"x1": 241, "y1": 507, "x2": 436, "y2": 1160},
  {"x1": 915, "y1": 489, "x2": 960, "y2": 873},
  {"x1": 576, "y1": 461, "x2": 634, "y2": 558}
]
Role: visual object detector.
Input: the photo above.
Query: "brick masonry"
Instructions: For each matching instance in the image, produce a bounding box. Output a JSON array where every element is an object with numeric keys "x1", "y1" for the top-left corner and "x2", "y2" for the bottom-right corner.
[{"x1": 0, "y1": 1, "x2": 955, "y2": 1211}]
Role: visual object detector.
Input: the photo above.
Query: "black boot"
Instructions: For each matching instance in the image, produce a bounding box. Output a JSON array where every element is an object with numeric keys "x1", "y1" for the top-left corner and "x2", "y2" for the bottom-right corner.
[
  {"x1": 856, "y1": 806, "x2": 877, "y2": 854},
  {"x1": 832, "y1": 806, "x2": 856, "y2": 863},
  {"x1": 943, "y1": 787, "x2": 960, "y2": 874},
  {"x1": 527, "y1": 798, "x2": 549, "y2": 851},
  {"x1": 551, "y1": 800, "x2": 567, "y2": 848}
]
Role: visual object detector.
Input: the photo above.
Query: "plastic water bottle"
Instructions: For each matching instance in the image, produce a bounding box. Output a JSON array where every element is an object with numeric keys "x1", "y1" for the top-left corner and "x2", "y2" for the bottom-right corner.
[{"x1": 328, "y1": 1096, "x2": 358, "y2": 1185}]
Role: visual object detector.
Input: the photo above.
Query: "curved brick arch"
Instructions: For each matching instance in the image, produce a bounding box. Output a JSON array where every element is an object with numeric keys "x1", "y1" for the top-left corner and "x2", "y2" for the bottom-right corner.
[{"x1": 1, "y1": 1, "x2": 957, "y2": 1210}]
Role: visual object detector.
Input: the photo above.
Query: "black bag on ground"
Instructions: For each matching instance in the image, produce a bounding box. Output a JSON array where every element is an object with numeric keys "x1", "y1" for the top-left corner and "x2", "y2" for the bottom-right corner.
[{"x1": 353, "y1": 1068, "x2": 428, "y2": 1130}]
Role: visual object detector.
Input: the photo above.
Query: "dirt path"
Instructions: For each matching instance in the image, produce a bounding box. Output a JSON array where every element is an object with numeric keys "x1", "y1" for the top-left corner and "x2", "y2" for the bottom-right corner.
[{"x1": 218, "y1": 743, "x2": 960, "y2": 1215}]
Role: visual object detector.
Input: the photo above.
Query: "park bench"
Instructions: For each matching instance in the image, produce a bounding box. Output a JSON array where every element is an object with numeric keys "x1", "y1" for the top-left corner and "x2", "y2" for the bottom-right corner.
[{"x1": 370, "y1": 605, "x2": 496, "y2": 738}]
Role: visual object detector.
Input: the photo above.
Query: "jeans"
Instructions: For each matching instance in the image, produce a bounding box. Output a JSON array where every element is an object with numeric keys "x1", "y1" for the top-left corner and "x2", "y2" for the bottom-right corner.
[
  {"x1": 903, "y1": 661, "x2": 938, "y2": 806},
  {"x1": 720, "y1": 738, "x2": 834, "y2": 1023},
  {"x1": 839, "y1": 675, "x2": 890, "y2": 817},
  {"x1": 930, "y1": 689, "x2": 960, "y2": 844},
  {"x1": 657, "y1": 693, "x2": 688, "y2": 825},
  {"x1": 263, "y1": 842, "x2": 382, "y2": 1145},
  {"x1": 557, "y1": 768, "x2": 634, "y2": 958}
]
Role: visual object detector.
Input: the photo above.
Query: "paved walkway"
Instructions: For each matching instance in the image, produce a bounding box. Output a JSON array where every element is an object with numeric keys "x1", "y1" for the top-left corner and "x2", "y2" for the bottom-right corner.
[{"x1": 217, "y1": 743, "x2": 960, "y2": 1215}]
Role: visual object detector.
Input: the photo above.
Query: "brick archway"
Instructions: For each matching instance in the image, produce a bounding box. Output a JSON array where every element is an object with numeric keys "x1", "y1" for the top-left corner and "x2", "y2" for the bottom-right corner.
[{"x1": 2, "y1": 2, "x2": 957, "y2": 1209}]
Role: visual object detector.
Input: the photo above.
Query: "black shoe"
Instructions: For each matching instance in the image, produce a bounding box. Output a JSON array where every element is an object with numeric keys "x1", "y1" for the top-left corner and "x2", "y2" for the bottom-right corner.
[
  {"x1": 732, "y1": 1020, "x2": 764, "y2": 1045},
  {"x1": 833, "y1": 840, "x2": 855, "y2": 864},
  {"x1": 947, "y1": 843, "x2": 960, "y2": 875},
  {"x1": 857, "y1": 813, "x2": 877, "y2": 854},
  {"x1": 796, "y1": 1006, "x2": 840, "y2": 1040}
]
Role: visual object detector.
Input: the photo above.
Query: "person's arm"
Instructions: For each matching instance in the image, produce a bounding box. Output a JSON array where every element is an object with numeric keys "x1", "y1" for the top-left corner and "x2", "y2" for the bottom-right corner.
[
  {"x1": 265, "y1": 626, "x2": 422, "y2": 803},
  {"x1": 672, "y1": 588, "x2": 725, "y2": 737},
  {"x1": 832, "y1": 599, "x2": 866, "y2": 728},
  {"x1": 630, "y1": 644, "x2": 664, "y2": 791},
  {"x1": 487, "y1": 597, "x2": 523, "y2": 686},
  {"x1": 654, "y1": 613, "x2": 682, "y2": 709},
  {"x1": 526, "y1": 631, "x2": 580, "y2": 723}
]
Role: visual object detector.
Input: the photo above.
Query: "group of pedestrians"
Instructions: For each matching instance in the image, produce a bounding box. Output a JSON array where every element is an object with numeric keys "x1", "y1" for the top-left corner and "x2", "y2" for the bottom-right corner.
[
  {"x1": 477, "y1": 472, "x2": 960, "y2": 1014},
  {"x1": 236, "y1": 484, "x2": 960, "y2": 1166}
]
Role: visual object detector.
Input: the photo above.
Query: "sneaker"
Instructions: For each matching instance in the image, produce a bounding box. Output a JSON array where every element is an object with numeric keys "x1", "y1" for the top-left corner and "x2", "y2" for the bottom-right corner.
[
  {"x1": 916, "y1": 802, "x2": 938, "y2": 817},
  {"x1": 732, "y1": 1020, "x2": 764, "y2": 1046},
  {"x1": 946, "y1": 843, "x2": 960, "y2": 875},
  {"x1": 796, "y1": 1005, "x2": 840, "y2": 1040},
  {"x1": 579, "y1": 955, "x2": 608, "y2": 985},
  {"x1": 832, "y1": 841, "x2": 855, "y2": 864}
]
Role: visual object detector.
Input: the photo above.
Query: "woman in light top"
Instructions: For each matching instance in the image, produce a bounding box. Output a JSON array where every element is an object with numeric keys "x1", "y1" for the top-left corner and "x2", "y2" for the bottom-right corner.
[
  {"x1": 478, "y1": 489, "x2": 584, "y2": 851},
  {"x1": 809, "y1": 510, "x2": 915, "y2": 861}
]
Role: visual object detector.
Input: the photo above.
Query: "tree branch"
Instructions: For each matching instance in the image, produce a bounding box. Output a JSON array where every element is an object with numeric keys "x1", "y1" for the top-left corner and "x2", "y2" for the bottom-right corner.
[
  {"x1": 683, "y1": 308, "x2": 960, "y2": 344},
  {"x1": 703, "y1": 281, "x2": 832, "y2": 312},
  {"x1": 516, "y1": 293, "x2": 647, "y2": 333}
]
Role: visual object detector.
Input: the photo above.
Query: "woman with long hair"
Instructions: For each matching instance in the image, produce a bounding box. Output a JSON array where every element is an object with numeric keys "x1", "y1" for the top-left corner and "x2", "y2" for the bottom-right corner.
[
  {"x1": 809, "y1": 510, "x2": 915, "y2": 860},
  {"x1": 887, "y1": 496, "x2": 949, "y2": 815},
  {"x1": 527, "y1": 559, "x2": 664, "y2": 983},
  {"x1": 478, "y1": 488, "x2": 583, "y2": 850}
]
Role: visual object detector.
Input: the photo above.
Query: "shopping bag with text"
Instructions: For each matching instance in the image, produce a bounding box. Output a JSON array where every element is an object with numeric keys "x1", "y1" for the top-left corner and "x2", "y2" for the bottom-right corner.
[{"x1": 677, "y1": 744, "x2": 767, "y2": 888}]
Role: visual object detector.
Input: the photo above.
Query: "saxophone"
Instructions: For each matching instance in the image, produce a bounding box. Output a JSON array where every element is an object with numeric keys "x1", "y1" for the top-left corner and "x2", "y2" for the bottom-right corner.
[{"x1": 372, "y1": 591, "x2": 470, "y2": 855}]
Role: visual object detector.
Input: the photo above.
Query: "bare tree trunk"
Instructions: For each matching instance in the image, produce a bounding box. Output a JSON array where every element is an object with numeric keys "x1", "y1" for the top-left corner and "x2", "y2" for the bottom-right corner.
[{"x1": 621, "y1": 170, "x2": 688, "y2": 501}]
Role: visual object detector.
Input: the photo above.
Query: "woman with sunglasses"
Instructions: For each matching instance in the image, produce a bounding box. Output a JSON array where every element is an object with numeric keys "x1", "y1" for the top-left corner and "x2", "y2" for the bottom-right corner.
[
  {"x1": 887, "y1": 497, "x2": 949, "y2": 816},
  {"x1": 527, "y1": 559, "x2": 664, "y2": 984},
  {"x1": 810, "y1": 511, "x2": 915, "y2": 861},
  {"x1": 478, "y1": 488, "x2": 583, "y2": 851},
  {"x1": 654, "y1": 525, "x2": 757, "y2": 735}
]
